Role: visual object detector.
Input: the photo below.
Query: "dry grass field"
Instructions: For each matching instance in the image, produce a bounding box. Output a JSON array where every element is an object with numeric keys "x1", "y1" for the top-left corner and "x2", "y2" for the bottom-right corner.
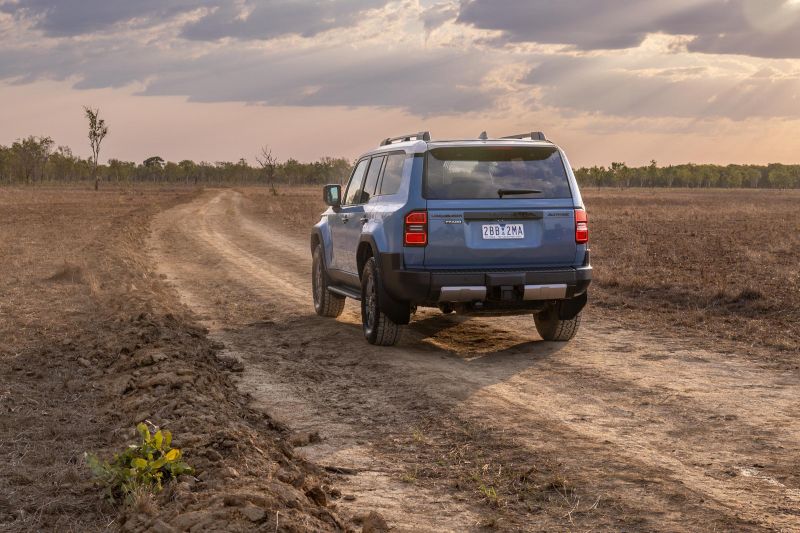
[
  {"x1": 1, "y1": 184, "x2": 799, "y2": 531},
  {"x1": 588, "y1": 188, "x2": 800, "y2": 354}
]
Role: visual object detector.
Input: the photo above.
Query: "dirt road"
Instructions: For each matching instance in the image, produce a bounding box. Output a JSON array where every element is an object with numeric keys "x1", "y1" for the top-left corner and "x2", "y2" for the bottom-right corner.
[{"x1": 151, "y1": 189, "x2": 800, "y2": 531}]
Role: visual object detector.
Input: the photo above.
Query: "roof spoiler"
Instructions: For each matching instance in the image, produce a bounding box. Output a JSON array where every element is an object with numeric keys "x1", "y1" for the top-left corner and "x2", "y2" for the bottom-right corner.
[
  {"x1": 380, "y1": 131, "x2": 431, "y2": 146},
  {"x1": 501, "y1": 131, "x2": 547, "y2": 141}
]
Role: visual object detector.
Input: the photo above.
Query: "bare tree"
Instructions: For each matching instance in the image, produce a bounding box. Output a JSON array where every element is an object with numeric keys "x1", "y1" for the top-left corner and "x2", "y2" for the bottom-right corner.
[
  {"x1": 84, "y1": 106, "x2": 108, "y2": 191},
  {"x1": 255, "y1": 145, "x2": 278, "y2": 195}
]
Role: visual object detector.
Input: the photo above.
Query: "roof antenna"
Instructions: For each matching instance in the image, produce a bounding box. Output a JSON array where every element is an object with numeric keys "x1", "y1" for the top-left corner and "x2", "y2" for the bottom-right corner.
[{"x1": 478, "y1": 131, "x2": 488, "y2": 140}]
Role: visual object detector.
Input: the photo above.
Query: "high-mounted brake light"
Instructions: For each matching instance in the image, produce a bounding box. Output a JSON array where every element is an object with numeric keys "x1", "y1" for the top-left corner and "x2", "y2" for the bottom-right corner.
[
  {"x1": 575, "y1": 209, "x2": 589, "y2": 244},
  {"x1": 404, "y1": 210, "x2": 427, "y2": 246}
]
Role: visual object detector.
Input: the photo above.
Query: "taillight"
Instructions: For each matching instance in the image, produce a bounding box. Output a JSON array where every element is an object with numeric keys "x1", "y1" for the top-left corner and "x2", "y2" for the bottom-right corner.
[
  {"x1": 575, "y1": 209, "x2": 588, "y2": 244},
  {"x1": 404, "y1": 210, "x2": 427, "y2": 246}
]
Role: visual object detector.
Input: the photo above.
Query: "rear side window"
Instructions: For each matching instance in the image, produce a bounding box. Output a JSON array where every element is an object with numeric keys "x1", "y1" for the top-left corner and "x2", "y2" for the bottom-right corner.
[
  {"x1": 379, "y1": 153, "x2": 405, "y2": 196},
  {"x1": 424, "y1": 146, "x2": 571, "y2": 199},
  {"x1": 343, "y1": 159, "x2": 369, "y2": 205},
  {"x1": 360, "y1": 156, "x2": 384, "y2": 203}
]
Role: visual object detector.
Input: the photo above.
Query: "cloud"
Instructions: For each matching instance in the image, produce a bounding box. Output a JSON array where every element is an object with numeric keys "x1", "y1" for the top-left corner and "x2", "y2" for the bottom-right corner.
[
  {"x1": 0, "y1": 0, "x2": 214, "y2": 36},
  {"x1": 181, "y1": 1, "x2": 391, "y2": 41},
  {"x1": 141, "y1": 47, "x2": 499, "y2": 114},
  {"x1": 0, "y1": 34, "x2": 501, "y2": 115},
  {"x1": 456, "y1": 0, "x2": 800, "y2": 58},
  {"x1": 523, "y1": 54, "x2": 800, "y2": 119},
  {"x1": 420, "y1": 1, "x2": 458, "y2": 33},
  {"x1": 1, "y1": 0, "x2": 799, "y2": 122}
]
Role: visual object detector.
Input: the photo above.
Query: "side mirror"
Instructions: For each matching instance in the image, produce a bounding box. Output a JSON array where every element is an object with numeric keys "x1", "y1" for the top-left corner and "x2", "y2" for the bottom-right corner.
[{"x1": 323, "y1": 184, "x2": 342, "y2": 208}]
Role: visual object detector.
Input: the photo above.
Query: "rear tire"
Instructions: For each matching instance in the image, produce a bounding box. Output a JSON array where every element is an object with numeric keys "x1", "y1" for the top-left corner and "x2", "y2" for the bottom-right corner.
[
  {"x1": 312, "y1": 245, "x2": 345, "y2": 318},
  {"x1": 361, "y1": 257, "x2": 402, "y2": 346},
  {"x1": 534, "y1": 306, "x2": 581, "y2": 341}
]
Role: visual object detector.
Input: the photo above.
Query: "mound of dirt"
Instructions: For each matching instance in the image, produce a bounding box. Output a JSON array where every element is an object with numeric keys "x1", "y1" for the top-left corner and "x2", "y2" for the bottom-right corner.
[{"x1": 0, "y1": 188, "x2": 349, "y2": 532}]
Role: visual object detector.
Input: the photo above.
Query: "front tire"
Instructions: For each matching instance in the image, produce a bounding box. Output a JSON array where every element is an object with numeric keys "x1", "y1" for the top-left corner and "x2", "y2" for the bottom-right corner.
[
  {"x1": 361, "y1": 257, "x2": 402, "y2": 346},
  {"x1": 534, "y1": 306, "x2": 581, "y2": 341},
  {"x1": 312, "y1": 245, "x2": 345, "y2": 318}
]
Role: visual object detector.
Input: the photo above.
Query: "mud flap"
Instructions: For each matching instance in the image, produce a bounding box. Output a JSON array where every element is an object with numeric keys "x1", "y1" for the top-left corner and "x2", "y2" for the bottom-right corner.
[
  {"x1": 558, "y1": 291, "x2": 587, "y2": 320},
  {"x1": 376, "y1": 264, "x2": 411, "y2": 325}
]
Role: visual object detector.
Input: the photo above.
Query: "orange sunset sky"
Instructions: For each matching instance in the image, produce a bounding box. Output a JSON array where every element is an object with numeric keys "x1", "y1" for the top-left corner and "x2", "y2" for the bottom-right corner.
[{"x1": 1, "y1": 0, "x2": 799, "y2": 167}]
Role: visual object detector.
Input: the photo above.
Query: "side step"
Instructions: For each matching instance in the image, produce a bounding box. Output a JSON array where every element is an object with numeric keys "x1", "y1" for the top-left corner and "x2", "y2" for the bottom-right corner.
[{"x1": 328, "y1": 285, "x2": 361, "y2": 300}]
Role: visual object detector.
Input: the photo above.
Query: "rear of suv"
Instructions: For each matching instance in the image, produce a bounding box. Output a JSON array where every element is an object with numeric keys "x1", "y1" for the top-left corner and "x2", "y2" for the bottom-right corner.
[{"x1": 310, "y1": 131, "x2": 591, "y2": 346}]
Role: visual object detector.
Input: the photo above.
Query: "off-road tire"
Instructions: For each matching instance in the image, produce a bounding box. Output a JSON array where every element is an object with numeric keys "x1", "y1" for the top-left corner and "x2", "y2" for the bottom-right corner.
[
  {"x1": 312, "y1": 245, "x2": 345, "y2": 318},
  {"x1": 361, "y1": 257, "x2": 402, "y2": 346},
  {"x1": 534, "y1": 307, "x2": 581, "y2": 341}
]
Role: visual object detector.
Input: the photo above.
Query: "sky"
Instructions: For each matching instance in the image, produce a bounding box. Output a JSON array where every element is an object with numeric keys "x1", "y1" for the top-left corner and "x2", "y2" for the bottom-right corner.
[{"x1": 1, "y1": 0, "x2": 800, "y2": 167}]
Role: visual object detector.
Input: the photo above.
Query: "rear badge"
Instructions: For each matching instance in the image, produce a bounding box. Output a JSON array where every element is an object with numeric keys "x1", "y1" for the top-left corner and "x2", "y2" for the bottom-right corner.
[
  {"x1": 547, "y1": 212, "x2": 570, "y2": 217},
  {"x1": 444, "y1": 219, "x2": 463, "y2": 224}
]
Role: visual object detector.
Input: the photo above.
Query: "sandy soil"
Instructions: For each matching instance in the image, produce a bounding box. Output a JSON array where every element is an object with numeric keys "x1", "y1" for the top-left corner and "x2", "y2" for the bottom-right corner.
[{"x1": 150, "y1": 189, "x2": 800, "y2": 532}]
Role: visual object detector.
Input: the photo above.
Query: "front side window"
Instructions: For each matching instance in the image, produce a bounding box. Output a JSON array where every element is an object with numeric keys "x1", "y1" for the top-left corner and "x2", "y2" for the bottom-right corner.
[
  {"x1": 424, "y1": 146, "x2": 571, "y2": 199},
  {"x1": 343, "y1": 159, "x2": 369, "y2": 205},
  {"x1": 360, "y1": 156, "x2": 385, "y2": 203}
]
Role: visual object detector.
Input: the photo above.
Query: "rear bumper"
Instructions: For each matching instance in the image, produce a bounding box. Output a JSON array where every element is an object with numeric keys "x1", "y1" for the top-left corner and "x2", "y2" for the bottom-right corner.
[{"x1": 378, "y1": 253, "x2": 591, "y2": 306}]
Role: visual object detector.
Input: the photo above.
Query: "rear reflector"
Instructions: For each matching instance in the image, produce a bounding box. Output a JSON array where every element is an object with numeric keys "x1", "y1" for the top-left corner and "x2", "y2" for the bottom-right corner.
[
  {"x1": 575, "y1": 209, "x2": 589, "y2": 244},
  {"x1": 404, "y1": 210, "x2": 427, "y2": 246}
]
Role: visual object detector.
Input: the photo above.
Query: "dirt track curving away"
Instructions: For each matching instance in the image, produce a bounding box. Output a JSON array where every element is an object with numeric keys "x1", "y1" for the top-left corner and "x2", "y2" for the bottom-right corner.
[{"x1": 151, "y1": 189, "x2": 800, "y2": 532}]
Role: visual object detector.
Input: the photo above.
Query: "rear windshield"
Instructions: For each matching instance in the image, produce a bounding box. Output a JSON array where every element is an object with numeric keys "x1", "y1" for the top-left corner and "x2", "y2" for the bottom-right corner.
[{"x1": 424, "y1": 146, "x2": 571, "y2": 199}]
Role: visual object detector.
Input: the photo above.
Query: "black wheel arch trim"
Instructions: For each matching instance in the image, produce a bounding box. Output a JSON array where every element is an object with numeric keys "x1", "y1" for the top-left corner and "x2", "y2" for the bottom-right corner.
[{"x1": 358, "y1": 235, "x2": 411, "y2": 325}]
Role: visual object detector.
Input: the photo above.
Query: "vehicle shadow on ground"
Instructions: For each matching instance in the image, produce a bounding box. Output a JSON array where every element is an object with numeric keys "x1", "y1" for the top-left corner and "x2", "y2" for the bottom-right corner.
[
  {"x1": 407, "y1": 312, "x2": 568, "y2": 361},
  {"x1": 255, "y1": 310, "x2": 571, "y2": 387}
]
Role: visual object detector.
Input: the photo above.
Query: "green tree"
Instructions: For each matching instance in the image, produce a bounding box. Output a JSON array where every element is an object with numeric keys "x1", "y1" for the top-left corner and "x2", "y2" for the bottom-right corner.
[
  {"x1": 107, "y1": 159, "x2": 136, "y2": 183},
  {"x1": 10, "y1": 136, "x2": 54, "y2": 183},
  {"x1": 178, "y1": 160, "x2": 196, "y2": 185},
  {"x1": 143, "y1": 156, "x2": 165, "y2": 182},
  {"x1": 47, "y1": 145, "x2": 79, "y2": 182},
  {"x1": 767, "y1": 166, "x2": 795, "y2": 189},
  {"x1": 643, "y1": 159, "x2": 658, "y2": 187},
  {"x1": 609, "y1": 162, "x2": 629, "y2": 188},
  {"x1": 0, "y1": 145, "x2": 11, "y2": 184},
  {"x1": 744, "y1": 167, "x2": 762, "y2": 188}
]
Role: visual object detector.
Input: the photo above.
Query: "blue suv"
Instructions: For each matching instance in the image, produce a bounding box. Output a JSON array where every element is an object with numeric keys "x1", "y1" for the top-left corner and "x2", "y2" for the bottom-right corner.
[{"x1": 310, "y1": 131, "x2": 591, "y2": 346}]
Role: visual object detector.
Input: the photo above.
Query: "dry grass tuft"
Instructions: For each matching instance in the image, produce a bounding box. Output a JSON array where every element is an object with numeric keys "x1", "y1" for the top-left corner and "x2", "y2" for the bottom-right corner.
[
  {"x1": 47, "y1": 261, "x2": 85, "y2": 284},
  {"x1": 126, "y1": 485, "x2": 158, "y2": 517}
]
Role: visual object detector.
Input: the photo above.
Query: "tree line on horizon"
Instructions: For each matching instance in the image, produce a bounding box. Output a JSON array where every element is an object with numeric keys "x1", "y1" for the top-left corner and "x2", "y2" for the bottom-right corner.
[
  {"x1": 573, "y1": 160, "x2": 799, "y2": 189},
  {"x1": 0, "y1": 135, "x2": 352, "y2": 187},
  {"x1": 1, "y1": 134, "x2": 798, "y2": 189}
]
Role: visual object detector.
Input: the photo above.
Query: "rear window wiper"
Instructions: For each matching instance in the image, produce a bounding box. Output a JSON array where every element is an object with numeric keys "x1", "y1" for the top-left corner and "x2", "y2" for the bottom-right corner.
[{"x1": 497, "y1": 188, "x2": 542, "y2": 198}]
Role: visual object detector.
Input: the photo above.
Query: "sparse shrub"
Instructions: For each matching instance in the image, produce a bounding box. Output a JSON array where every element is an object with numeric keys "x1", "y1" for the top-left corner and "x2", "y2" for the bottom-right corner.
[
  {"x1": 86, "y1": 423, "x2": 192, "y2": 502},
  {"x1": 471, "y1": 470, "x2": 500, "y2": 506}
]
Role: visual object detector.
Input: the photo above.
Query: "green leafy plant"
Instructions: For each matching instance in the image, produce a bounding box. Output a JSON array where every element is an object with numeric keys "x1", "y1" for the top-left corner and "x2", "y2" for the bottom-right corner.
[{"x1": 86, "y1": 423, "x2": 193, "y2": 501}]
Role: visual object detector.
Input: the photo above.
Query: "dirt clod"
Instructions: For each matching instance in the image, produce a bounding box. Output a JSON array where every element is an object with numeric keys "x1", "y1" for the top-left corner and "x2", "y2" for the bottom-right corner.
[
  {"x1": 240, "y1": 504, "x2": 267, "y2": 523},
  {"x1": 305, "y1": 485, "x2": 327, "y2": 507},
  {"x1": 149, "y1": 518, "x2": 176, "y2": 533},
  {"x1": 361, "y1": 511, "x2": 390, "y2": 533},
  {"x1": 220, "y1": 466, "x2": 240, "y2": 479}
]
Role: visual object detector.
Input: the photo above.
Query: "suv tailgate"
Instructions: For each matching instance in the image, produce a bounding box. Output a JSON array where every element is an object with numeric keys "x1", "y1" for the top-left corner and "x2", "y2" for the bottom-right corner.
[{"x1": 425, "y1": 199, "x2": 577, "y2": 268}]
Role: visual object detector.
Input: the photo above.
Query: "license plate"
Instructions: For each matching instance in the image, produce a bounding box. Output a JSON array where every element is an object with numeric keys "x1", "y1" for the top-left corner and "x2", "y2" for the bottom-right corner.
[{"x1": 482, "y1": 223, "x2": 524, "y2": 239}]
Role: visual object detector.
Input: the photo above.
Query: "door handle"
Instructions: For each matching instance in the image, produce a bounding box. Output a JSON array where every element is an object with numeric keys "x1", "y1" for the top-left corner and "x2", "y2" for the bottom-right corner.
[
  {"x1": 342, "y1": 216, "x2": 350, "y2": 223},
  {"x1": 359, "y1": 216, "x2": 368, "y2": 224}
]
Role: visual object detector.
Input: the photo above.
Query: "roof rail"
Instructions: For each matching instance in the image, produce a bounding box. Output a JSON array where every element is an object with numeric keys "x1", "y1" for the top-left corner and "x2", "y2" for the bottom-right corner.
[
  {"x1": 380, "y1": 131, "x2": 431, "y2": 146},
  {"x1": 501, "y1": 131, "x2": 547, "y2": 141}
]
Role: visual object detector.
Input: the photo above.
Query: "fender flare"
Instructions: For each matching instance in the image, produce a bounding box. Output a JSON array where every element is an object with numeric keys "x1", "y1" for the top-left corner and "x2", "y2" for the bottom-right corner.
[
  {"x1": 310, "y1": 226, "x2": 331, "y2": 270},
  {"x1": 310, "y1": 227, "x2": 324, "y2": 253}
]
